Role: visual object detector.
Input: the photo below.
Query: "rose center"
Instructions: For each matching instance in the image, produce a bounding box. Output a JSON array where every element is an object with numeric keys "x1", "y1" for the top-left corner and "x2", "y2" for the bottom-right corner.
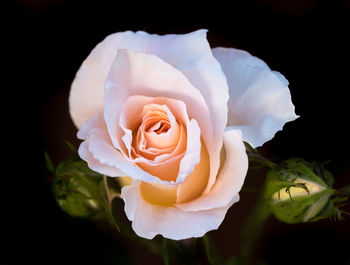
[{"x1": 148, "y1": 120, "x2": 170, "y2": 134}]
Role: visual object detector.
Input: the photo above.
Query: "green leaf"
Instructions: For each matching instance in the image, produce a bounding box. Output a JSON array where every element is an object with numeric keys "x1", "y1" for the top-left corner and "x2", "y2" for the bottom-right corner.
[
  {"x1": 45, "y1": 152, "x2": 55, "y2": 174},
  {"x1": 63, "y1": 139, "x2": 78, "y2": 155}
]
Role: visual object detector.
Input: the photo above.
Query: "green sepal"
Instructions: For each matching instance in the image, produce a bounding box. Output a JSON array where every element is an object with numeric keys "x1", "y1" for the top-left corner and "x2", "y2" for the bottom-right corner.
[
  {"x1": 264, "y1": 158, "x2": 336, "y2": 223},
  {"x1": 278, "y1": 158, "x2": 332, "y2": 187}
]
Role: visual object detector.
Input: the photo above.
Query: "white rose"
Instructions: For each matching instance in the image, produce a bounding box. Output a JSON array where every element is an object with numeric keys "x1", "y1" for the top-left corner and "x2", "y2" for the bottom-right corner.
[{"x1": 69, "y1": 29, "x2": 298, "y2": 240}]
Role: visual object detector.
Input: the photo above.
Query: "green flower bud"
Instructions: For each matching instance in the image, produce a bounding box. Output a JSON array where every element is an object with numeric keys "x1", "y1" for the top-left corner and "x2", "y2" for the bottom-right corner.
[
  {"x1": 265, "y1": 158, "x2": 335, "y2": 223},
  {"x1": 52, "y1": 160, "x2": 105, "y2": 220}
]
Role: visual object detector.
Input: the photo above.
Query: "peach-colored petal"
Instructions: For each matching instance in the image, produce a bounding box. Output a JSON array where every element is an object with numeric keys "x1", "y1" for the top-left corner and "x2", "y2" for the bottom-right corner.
[
  {"x1": 122, "y1": 181, "x2": 233, "y2": 240},
  {"x1": 141, "y1": 105, "x2": 180, "y2": 150},
  {"x1": 176, "y1": 129, "x2": 248, "y2": 211},
  {"x1": 139, "y1": 124, "x2": 186, "y2": 163},
  {"x1": 140, "y1": 181, "x2": 177, "y2": 206},
  {"x1": 176, "y1": 142, "x2": 210, "y2": 204},
  {"x1": 135, "y1": 153, "x2": 184, "y2": 182},
  {"x1": 176, "y1": 119, "x2": 201, "y2": 183}
]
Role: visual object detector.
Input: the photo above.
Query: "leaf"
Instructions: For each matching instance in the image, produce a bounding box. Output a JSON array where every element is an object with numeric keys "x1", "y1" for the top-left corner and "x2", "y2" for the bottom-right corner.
[
  {"x1": 45, "y1": 152, "x2": 55, "y2": 174},
  {"x1": 63, "y1": 139, "x2": 78, "y2": 154}
]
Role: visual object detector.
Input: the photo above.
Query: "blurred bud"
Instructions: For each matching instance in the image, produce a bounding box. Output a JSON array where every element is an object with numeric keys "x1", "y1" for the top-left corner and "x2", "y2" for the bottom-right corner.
[
  {"x1": 52, "y1": 160, "x2": 105, "y2": 220},
  {"x1": 265, "y1": 158, "x2": 336, "y2": 223}
]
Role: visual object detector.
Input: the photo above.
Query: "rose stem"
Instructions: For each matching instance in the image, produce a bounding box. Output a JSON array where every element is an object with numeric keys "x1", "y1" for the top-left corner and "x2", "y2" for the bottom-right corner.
[{"x1": 238, "y1": 191, "x2": 271, "y2": 265}]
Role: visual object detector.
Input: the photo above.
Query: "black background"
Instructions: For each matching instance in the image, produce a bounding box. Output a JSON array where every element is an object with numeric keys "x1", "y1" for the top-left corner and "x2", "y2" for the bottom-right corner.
[{"x1": 2, "y1": 0, "x2": 350, "y2": 264}]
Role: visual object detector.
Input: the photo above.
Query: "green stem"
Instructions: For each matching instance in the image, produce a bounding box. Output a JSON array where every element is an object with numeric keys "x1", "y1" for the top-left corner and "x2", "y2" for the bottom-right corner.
[
  {"x1": 334, "y1": 185, "x2": 350, "y2": 198},
  {"x1": 247, "y1": 152, "x2": 278, "y2": 169},
  {"x1": 238, "y1": 193, "x2": 271, "y2": 265}
]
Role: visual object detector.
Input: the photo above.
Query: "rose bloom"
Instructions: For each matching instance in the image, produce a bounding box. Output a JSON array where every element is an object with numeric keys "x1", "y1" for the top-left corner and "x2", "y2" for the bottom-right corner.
[{"x1": 69, "y1": 30, "x2": 298, "y2": 240}]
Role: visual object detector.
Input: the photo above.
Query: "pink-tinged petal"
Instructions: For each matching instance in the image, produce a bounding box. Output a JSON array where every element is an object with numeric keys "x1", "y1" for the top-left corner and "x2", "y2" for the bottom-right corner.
[
  {"x1": 176, "y1": 119, "x2": 201, "y2": 183},
  {"x1": 135, "y1": 153, "x2": 184, "y2": 182},
  {"x1": 78, "y1": 141, "x2": 125, "y2": 177},
  {"x1": 212, "y1": 47, "x2": 299, "y2": 148},
  {"x1": 176, "y1": 129, "x2": 248, "y2": 212},
  {"x1": 176, "y1": 142, "x2": 210, "y2": 204},
  {"x1": 122, "y1": 182, "x2": 232, "y2": 240},
  {"x1": 77, "y1": 113, "x2": 106, "y2": 140}
]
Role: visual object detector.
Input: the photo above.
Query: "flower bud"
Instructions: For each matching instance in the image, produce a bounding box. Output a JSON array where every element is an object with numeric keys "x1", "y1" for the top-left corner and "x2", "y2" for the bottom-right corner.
[
  {"x1": 52, "y1": 160, "x2": 105, "y2": 220},
  {"x1": 265, "y1": 158, "x2": 335, "y2": 223}
]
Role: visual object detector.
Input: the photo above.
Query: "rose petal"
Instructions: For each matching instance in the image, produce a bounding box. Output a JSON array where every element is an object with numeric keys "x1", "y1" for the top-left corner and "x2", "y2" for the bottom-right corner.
[
  {"x1": 176, "y1": 129, "x2": 248, "y2": 211},
  {"x1": 122, "y1": 181, "x2": 234, "y2": 240},
  {"x1": 78, "y1": 140, "x2": 126, "y2": 177},
  {"x1": 176, "y1": 141, "x2": 210, "y2": 204},
  {"x1": 176, "y1": 119, "x2": 201, "y2": 183},
  {"x1": 77, "y1": 112, "x2": 106, "y2": 140},
  {"x1": 135, "y1": 153, "x2": 184, "y2": 182},
  {"x1": 212, "y1": 47, "x2": 299, "y2": 147},
  {"x1": 140, "y1": 181, "x2": 178, "y2": 206}
]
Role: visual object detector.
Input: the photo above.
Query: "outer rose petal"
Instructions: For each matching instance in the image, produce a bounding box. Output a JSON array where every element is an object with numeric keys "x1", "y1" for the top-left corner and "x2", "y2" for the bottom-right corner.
[
  {"x1": 212, "y1": 47, "x2": 299, "y2": 147},
  {"x1": 176, "y1": 129, "x2": 248, "y2": 211},
  {"x1": 122, "y1": 181, "x2": 237, "y2": 240},
  {"x1": 78, "y1": 141, "x2": 126, "y2": 177}
]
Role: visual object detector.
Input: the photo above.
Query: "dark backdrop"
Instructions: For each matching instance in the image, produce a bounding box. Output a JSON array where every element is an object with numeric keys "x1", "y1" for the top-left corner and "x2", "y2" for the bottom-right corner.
[{"x1": 2, "y1": 0, "x2": 350, "y2": 264}]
